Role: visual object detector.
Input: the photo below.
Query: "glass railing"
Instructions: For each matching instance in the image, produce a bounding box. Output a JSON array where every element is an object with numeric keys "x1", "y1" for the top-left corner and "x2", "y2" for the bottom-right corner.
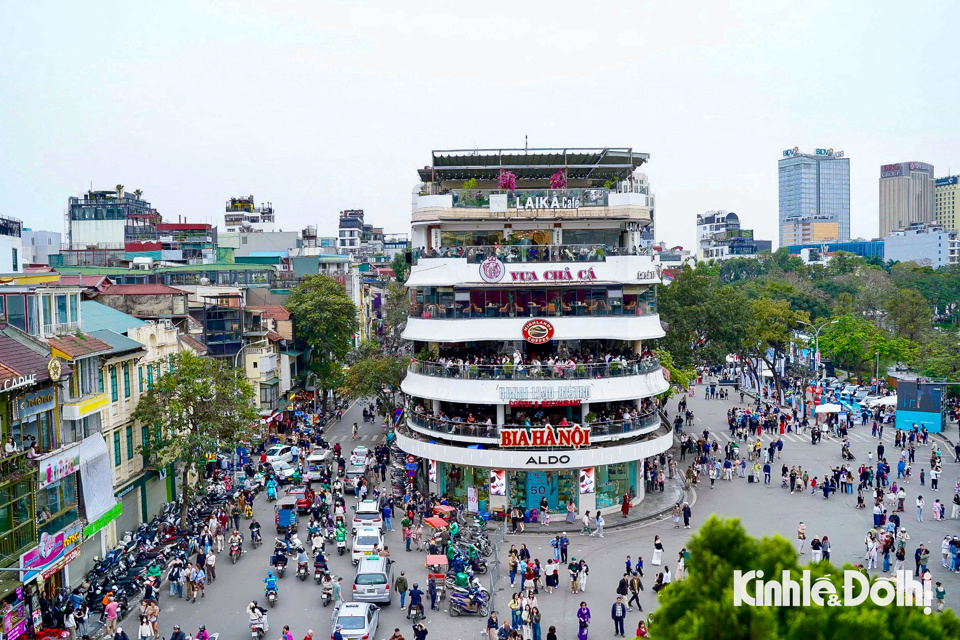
[
  {"x1": 409, "y1": 356, "x2": 661, "y2": 380},
  {"x1": 410, "y1": 300, "x2": 657, "y2": 319},
  {"x1": 406, "y1": 409, "x2": 662, "y2": 443},
  {"x1": 419, "y1": 244, "x2": 654, "y2": 263}
]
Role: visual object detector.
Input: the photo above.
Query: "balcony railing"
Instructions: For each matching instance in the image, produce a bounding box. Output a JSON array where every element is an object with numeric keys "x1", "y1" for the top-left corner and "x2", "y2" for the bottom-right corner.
[
  {"x1": 409, "y1": 356, "x2": 661, "y2": 381},
  {"x1": 42, "y1": 321, "x2": 81, "y2": 337},
  {"x1": 450, "y1": 188, "x2": 610, "y2": 209},
  {"x1": 0, "y1": 450, "x2": 34, "y2": 483},
  {"x1": 407, "y1": 410, "x2": 662, "y2": 444},
  {"x1": 420, "y1": 244, "x2": 632, "y2": 264},
  {"x1": 411, "y1": 299, "x2": 657, "y2": 320}
]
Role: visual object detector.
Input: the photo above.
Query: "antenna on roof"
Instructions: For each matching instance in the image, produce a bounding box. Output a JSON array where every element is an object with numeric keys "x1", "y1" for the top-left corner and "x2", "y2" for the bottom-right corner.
[{"x1": 525, "y1": 135, "x2": 528, "y2": 152}]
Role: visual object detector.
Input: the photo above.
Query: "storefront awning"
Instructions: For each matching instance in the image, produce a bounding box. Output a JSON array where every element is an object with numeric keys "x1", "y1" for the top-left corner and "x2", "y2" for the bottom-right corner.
[{"x1": 79, "y1": 433, "x2": 119, "y2": 522}]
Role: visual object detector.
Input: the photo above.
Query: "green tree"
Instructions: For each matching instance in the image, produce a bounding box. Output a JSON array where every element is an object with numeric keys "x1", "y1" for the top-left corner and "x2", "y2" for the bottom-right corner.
[
  {"x1": 913, "y1": 330, "x2": 960, "y2": 379},
  {"x1": 115, "y1": 184, "x2": 125, "y2": 199},
  {"x1": 885, "y1": 288, "x2": 931, "y2": 342},
  {"x1": 382, "y1": 281, "x2": 409, "y2": 353},
  {"x1": 390, "y1": 252, "x2": 409, "y2": 284},
  {"x1": 133, "y1": 188, "x2": 143, "y2": 199},
  {"x1": 652, "y1": 516, "x2": 960, "y2": 639},
  {"x1": 340, "y1": 352, "x2": 408, "y2": 418},
  {"x1": 656, "y1": 348, "x2": 697, "y2": 400},
  {"x1": 287, "y1": 274, "x2": 359, "y2": 410},
  {"x1": 134, "y1": 351, "x2": 259, "y2": 528},
  {"x1": 742, "y1": 297, "x2": 808, "y2": 401}
]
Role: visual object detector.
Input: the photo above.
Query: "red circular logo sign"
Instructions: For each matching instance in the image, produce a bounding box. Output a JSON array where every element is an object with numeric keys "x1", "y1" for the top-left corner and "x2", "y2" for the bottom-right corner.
[
  {"x1": 522, "y1": 319, "x2": 555, "y2": 344},
  {"x1": 406, "y1": 455, "x2": 416, "y2": 464}
]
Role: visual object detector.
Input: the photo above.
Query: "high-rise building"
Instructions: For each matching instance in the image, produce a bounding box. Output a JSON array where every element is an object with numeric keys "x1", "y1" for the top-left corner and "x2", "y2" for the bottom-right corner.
[
  {"x1": 780, "y1": 217, "x2": 840, "y2": 246},
  {"x1": 878, "y1": 162, "x2": 935, "y2": 237},
  {"x1": 778, "y1": 148, "x2": 850, "y2": 246},
  {"x1": 935, "y1": 176, "x2": 959, "y2": 232}
]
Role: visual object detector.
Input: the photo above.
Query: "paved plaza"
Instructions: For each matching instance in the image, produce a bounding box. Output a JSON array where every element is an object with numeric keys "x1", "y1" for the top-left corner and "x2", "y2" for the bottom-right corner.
[{"x1": 116, "y1": 388, "x2": 959, "y2": 640}]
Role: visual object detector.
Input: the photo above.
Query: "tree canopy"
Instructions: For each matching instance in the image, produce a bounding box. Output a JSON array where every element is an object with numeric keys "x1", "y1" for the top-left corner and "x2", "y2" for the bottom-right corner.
[
  {"x1": 134, "y1": 350, "x2": 259, "y2": 527},
  {"x1": 652, "y1": 516, "x2": 960, "y2": 639},
  {"x1": 287, "y1": 274, "x2": 359, "y2": 408}
]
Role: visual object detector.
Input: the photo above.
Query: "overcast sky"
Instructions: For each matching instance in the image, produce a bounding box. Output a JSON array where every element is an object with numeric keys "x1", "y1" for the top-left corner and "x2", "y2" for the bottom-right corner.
[{"x1": 2, "y1": 1, "x2": 957, "y2": 250}]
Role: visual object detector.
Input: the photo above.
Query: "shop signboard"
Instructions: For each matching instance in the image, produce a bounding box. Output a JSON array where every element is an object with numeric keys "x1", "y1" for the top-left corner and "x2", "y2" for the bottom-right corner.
[
  {"x1": 12, "y1": 388, "x2": 55, "y2": 421},
  {"x1": 498, "y1": 385, "x2": 591, "y2": 402},
  {"x1": 428, "y1": 460, "x2": 437, "y2": 483},
  {"x1": 522, "y1": 319, "x2": 554, "y2": 344},
  {"x1": 20, "y1": 522, "x2": 84, "y2": 583},
  {"x1": 499, "y1": 424, "x2": 591, "y2": 450},
  {"x1": 2, "y1": 587, "x2": 28, "y2": 640},
  {"x1": 84, "y1": 502, "x2": 122, "y2": 538},
  {"x1": 467, "y1": 487, "x2": 479, "y2": 513},
  {"x1": 36, "y1": 442, "x2": 81, "y2": 489}
]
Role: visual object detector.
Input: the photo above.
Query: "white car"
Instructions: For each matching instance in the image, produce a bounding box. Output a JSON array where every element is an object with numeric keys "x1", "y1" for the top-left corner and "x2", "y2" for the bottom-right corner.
[
  {"x1": 351, "y1": 527, "x2": 383, "y2": 565},
  {"x1": 270, "y1": 461, "x2": 297, "y2": 485},
  {"x1": 351, "y1": 500, "x2": 383, "y2": 534},
  {"x1": 350, "y1": 446, "x2": 370, "y2": 466},
  {"x1": 265, "y1": 445, "x2": 293, "y2": 465},
  {"x1": 331, "y1": 602, "x2": 379, "y2": 640}
]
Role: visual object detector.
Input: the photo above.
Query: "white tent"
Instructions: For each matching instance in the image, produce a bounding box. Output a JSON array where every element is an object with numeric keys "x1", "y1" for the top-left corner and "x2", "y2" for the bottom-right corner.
[
  {"x1": 816, "y1": 403, "x2": 842, "y2": 414},
  {"x1": 874, "y1": 396, "x2": 897, "y2": 407}
]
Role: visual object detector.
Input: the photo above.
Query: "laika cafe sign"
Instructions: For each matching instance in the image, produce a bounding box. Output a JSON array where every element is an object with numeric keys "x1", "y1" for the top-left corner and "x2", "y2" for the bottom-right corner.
[{"x1": 499, "y1": 423, "x2": 591, "y2": 450}]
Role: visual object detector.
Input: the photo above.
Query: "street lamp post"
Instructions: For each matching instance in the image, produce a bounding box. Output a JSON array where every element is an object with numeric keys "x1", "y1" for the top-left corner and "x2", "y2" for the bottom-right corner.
[{"x1": 797, "y1": 320, "x2": 839, "y2": 378}]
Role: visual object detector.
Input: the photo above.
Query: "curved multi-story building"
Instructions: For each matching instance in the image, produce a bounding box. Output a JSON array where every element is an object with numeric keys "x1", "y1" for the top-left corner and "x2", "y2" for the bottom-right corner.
[{"x1": 398, "y1": 148, "x2": 672, "y2": 518}]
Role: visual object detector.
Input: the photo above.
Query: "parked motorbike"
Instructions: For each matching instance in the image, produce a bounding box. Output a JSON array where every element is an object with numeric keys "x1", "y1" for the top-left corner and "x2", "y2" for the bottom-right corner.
[{"x1": 448, "y1": 587, "x2": 489, "y2": 617}]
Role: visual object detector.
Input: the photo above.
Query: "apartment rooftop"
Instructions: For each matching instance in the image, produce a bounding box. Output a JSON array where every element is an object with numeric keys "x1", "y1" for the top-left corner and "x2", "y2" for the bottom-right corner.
[{"x1": 418, "y1": 147, "x2": 649, "y2": 184}]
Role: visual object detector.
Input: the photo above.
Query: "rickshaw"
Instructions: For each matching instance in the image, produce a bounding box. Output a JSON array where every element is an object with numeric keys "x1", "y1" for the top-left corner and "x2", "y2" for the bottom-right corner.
[
  {"x1": 423, "y1": 516, "x2": 449, "y2": 552},
  {"x1": 275, "y1": 496, "x2": 300, "y2": 534},
  {"x1": 432, "y1": 504, "x2": 457, "y2": 522},
  {"x1": 425, "y1": 555, "x2": 448, "y2": 601}
]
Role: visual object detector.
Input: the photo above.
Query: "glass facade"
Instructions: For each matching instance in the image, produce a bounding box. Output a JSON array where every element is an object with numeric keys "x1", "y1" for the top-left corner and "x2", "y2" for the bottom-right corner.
[{"x1": 779, "y1": 155, "x2": 850, "y2": 245}]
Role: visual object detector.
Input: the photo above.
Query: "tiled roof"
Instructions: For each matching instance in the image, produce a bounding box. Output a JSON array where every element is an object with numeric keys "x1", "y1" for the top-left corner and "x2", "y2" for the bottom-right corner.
[
  {"x1": 246, "y1": 306, "x2": 291, "y2": 321},
  {"x1": 180, "y1": 334, "x2": 208, "y2": 354},
  {"x1": 88, "y1": 329, "x2": 146, "y2": 356},
  {"x1": 47, "y1": 333, "x2": 113, "y2": 359},
  {"x1": 58, "y1": 275, "x2": 111, "y2": 291},
  {"x1": 81, "y1": 301, "x2": 146, "y2": 335},
  {"x1": 0, "y1": 333, "x2": 52, "y2": 381},
  {"x1": 98, "y1": 284, "x2": 186, "y2": 296},
  {"x1": 266, "y1": 331, "x2": 283, "y2": 343}
]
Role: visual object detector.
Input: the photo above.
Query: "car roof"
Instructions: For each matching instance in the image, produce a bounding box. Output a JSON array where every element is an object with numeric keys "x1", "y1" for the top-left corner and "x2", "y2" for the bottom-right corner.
[
  {"x1": 356, "y1": 500, "x2": 379, "y2": 511},
  {"x1": 354, "y1": 528, "x2": 381, "y2": 537},
  {"x1": 337, "y1": 602, "x2": 370, "y2": 613}
]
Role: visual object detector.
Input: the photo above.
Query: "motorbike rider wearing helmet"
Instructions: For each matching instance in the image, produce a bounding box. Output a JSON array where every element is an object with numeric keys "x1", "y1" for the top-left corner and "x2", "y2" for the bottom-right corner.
[
  {"x1": 314, "y1": 549, "x2": 329, "y2": 572},
  {"x1": 335, "y1": 523, "x2": 348, "y2": 544},
  {"x1": 195, "y1": 626, "x2": 210, "y2": 640},
  {"x1": 266, "y1": 477, "x2": 278, "y2": 499},
  {"x1": 249, "y1": 519, "x2": 262, "y2": 543},
  {"x1": 406, "y1": 583, "x2": 424, "y2": 619},
  {"x1": 229, "y1": 530, "x2": 243, "y2": 549},
  {"x1": 247, "y1": 601, "x2": 268, "y2": 630},
  {"x1": 263, "y1": 571, "x2": 279, "y2": 595},
  {"x1": 296, "y1": 547, "x2": 309, "y2": 568}
]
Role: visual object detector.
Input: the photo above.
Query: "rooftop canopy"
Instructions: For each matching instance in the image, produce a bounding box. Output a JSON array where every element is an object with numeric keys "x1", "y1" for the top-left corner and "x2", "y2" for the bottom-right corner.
[{"x1": 418, "y1": 147, "x2": 649, "y2": 184}]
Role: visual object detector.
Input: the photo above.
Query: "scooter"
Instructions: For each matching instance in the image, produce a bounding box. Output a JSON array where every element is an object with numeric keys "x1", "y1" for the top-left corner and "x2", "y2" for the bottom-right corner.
[
  {"x1": 251, "y1": 530, "x2": 262, "y2": 549},
  {"x1": 297, "y1": 562, "x2": 308, "y2": 582},
  {"x1": 266, "y1": 588, "x2": 278, "y2": 608},
  {"x1": 336, "y1": 539, "x2": 346, "y2": 556},
  {"x1": 448, "y1": 587, "x2": 489, "y2": 617},
  {"x1": 230, "y1": 542, "x2": 243, "y2": 564},
  {"x1": 321, "y1": 583, "x2": 333, "y2": 607}
]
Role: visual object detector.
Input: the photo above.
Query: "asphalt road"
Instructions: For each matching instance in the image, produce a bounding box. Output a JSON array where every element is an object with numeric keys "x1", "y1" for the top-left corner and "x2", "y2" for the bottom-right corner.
[{"x1": 138, "y1": 391, "x2": 960, "y2": 640}]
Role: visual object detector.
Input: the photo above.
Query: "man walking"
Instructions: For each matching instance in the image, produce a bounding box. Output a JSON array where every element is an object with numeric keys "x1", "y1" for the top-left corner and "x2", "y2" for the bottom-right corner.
[
  {"x1": 797, "y1": 522, "x2": 806, "y2": 554},
  {"x1": 559, "y1": 533, "x2": 570, "y2": 563},
  {"x1": 395, "y1": 571, "x2": 409, "y2": 609},
  {"x1": 682, "y1": 502, "x2": 692, "y2": 529},
  {"x1": 611, "y1": 596, "x2": 627, "y2": 637},
  {"x1": 627, "y1": 573, "x2": 643, "y2": 612}
]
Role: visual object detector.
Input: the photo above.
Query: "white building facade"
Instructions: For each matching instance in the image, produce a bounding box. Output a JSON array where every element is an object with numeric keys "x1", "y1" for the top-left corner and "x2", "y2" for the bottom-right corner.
[
  {"x1": 883, "y1": 222, "x2": 959, "y2": 268},
  {"x1": 400, "y1": 148, "x2": 672, "y2": 517}
]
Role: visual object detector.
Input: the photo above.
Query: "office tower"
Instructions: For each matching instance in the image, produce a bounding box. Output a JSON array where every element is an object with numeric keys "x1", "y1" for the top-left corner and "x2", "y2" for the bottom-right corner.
[
  {"x1": 778, "y1": 148, "x2": 850, "y2": 246},
  {"x1": 878, "y1": 162, "x2": 935, "y2": 237}
]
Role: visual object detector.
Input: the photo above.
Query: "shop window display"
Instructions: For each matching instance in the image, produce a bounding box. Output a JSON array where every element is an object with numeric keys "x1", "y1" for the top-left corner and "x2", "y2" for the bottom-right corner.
[{"x1": 596, "y1": 462, "x2": 634, "y2": 510}]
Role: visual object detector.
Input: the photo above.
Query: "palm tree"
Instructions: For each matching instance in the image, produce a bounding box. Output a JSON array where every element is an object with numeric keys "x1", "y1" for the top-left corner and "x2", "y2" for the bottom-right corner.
[
  {"x1": 115, "y1": 184, "x2": 125, "y2": 200},
  {"x1": 134, "y1": 189, "x2": 143, "y2": 200}
]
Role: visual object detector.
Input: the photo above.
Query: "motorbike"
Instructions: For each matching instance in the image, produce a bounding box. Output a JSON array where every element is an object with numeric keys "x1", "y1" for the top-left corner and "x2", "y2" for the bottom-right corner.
[
  {"x1": 321, "y1": 583, "x2": 333, "y2": 607},
  {"x1": 266, "y1": 588, "x2": 278, "y2": 608},
  {"x1": 251, "y1": 530, "x2": 262, "y2": 548},
  {"x1": 297, "y1": 562, "x2": 308, "y2": 581},
  {"x1": 266, "y1": 485, "x2": 277, "y2": 502},
  {"x1": 448, "y1": 587, "x2": 489, "y2": 617},
  {"x1": 336, "y1": 539, "x2": 346, "y2": 556},
  {"x1": 231, "y1": 542, "x2": 243, "y2": 564},
  {"x1": 275, "y1": 559, "x2": 286, "y2": 578},
  {"x1": 250, "y1": 616, "x2": 268, "y2": 640}
]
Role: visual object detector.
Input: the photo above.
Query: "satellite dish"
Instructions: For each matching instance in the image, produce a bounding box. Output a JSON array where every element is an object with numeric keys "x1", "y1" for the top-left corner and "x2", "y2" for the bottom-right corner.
[{"x1": 199, "y1": 277, "x2": 211, "y2": 285}]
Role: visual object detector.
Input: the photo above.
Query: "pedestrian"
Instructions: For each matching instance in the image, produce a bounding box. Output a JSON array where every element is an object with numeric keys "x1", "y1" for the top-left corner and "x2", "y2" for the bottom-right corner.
[
  {"x1": 671, "y1": 504, "x2": 681, "y2": 529},
  {"x1": 620, "y1": 493, "x2": 630, "y2": 518},
  {"x1": 206, "y1": 550, "x2": 217, "y2": 582},
  {"x1": 530, "y1": 606, "x2": 542, "y2": 640},
  {"x1": 395, "y1": 571, "x2": 408, "y2": 608},
  {"x1": 144, "y1": 601, "x2": 159, "y2": 639},
  {"x1": 627, "y1": 574, "x2": 643, "y2": 612},
  {"x1": 383, "y1": 503, "x2": 393, "y2": 531},
  {"x1": 138, "y1": 616, "x2": 152, "y2": 640},
  {"x1": 797, "y1": 522, "x2": 806, "y2": 554},
  {"x1": 104, "y1": 597, "x2": 119, "y2": 635},
  {"x1": 74, "y1": 604, "x2": 88, "y2": 637},
  {"x1": 115, "y1": 627, "x2": 130, "y2": 640},
  {"x1": 935, "y1": 582, "x2": 946, "y2": 612},
  {"x1": 63, "y1": 606, "x2": 77, "y2": 640},
  {"x1": 577, "y1": 558, "x2": 590, "y2": 592},
  {"x1": 167, "y1": 559, "x2": 183, "y2": 598},
  {"x1": 576, "y1": 601, "x2": 591, "y2": 640},
  {"x1": 546, "y1": 626, "x2": 557, "y2": 640},
  {"x1": 191, "y1": 563, "x2": 206, "y2": 602},
  {"x1": 917, "y1": 495, "x2": 924, "y2": 522},
  {"x1": 568, "y1": 557, "x2": 580, "y2": 593},
  {"x1": 486, "y1": 612, "x2": 499, "y2": 640},
  {"x1": 611, "y1": 596, "x2": 627, "y2": 637},
  {"x1": 590, "y1": 512, "x2": 604, "y2": 537},
  {"x1": 559, "y1": 533, "x2": 570, "y2": 563},
  {"x1": 682, "y1": 502, "x2": 692, "y2": 529},
  {"x1": 652, "y1": 536, "x2": 663, "y2": 565}
]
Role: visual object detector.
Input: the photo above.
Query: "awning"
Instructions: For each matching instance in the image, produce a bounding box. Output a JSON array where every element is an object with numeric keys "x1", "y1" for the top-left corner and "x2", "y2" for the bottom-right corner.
[
  {"x1": 282, "y1": 349, "x2": 302, "y2": 357},
  {"x1": 260, "y1": 377, "x2": 280, "y2": 386},
  {"x1": 79, "y1": 433, "x2": 119, "y2": 522}
]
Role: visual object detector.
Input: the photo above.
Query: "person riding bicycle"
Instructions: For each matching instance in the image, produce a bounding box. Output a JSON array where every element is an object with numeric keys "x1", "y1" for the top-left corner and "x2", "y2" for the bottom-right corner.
[
  {"x1": 263, "y1": 571, "x2": 279, "y2": 594},
  {"x1": 407, "y1": 583, "x2": 424, "y2": 619}
]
